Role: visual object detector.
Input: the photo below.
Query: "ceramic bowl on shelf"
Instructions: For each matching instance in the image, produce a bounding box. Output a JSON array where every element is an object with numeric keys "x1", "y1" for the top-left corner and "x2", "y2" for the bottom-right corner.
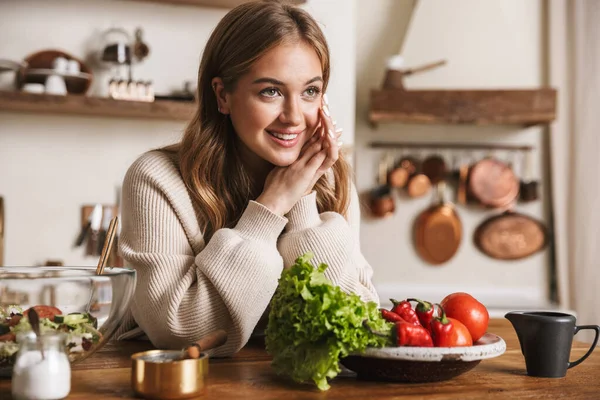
[
  {"x1": 0, "y1": 266, "x2": 136, "y2": 377},
  {"x1": 340, "y1": 333, "x2": 506, "y2": 383},
  {"x1": 16, "y1": 49, "x2": 94, "y2": 95}
]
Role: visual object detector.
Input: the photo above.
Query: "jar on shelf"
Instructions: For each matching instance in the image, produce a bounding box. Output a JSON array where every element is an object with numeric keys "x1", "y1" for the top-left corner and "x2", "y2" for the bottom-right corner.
[{"x1": 12, "y1": 331, "x2": 71, "y2": 400}]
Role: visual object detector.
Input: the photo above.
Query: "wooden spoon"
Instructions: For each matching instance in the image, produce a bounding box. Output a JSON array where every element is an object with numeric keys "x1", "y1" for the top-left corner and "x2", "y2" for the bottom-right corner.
[
  {"x1": 184, "y1": 329, "x2": 228, "y2": 359},
  {"x1": 86, "y1": 216, "x2": 119, "y2": 312},
  {"x1": 95, "y1": 216, "x2": 119, "y2": 276}
]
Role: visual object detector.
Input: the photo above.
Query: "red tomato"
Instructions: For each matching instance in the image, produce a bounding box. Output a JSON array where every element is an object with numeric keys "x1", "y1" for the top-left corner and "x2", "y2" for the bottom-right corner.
[
  {"x1": 441, "y1": 292, "x2": 489, "y2": 342},
  {"x1": 447, "y1": 317, "x2": 473, "y2": 346},
  {"x1": 23, "y1": 305, "x2": 63, "y2": 322}
]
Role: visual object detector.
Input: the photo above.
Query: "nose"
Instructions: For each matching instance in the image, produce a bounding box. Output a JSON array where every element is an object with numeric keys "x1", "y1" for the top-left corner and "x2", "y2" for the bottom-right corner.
[{"x1": 279, "y1": 96, "x2": 303, "y2": 126}]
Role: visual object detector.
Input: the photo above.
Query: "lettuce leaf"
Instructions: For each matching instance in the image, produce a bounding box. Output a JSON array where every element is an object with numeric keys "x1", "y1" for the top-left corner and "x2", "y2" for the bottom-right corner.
[{"x1": 265, "y1": 252, "x2": 391, "y2": 391}]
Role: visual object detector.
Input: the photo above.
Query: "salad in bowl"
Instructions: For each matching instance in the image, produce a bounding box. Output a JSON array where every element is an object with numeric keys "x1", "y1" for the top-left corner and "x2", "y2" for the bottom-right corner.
[{"x1": 0, "y1": 266, "x2": 136, "y2": 376}]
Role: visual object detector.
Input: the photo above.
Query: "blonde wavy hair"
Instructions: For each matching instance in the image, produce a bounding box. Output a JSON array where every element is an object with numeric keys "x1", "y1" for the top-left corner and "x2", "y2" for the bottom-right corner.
[{"x1": 167, "y1": 0, "x2": 351, "y2": 240}]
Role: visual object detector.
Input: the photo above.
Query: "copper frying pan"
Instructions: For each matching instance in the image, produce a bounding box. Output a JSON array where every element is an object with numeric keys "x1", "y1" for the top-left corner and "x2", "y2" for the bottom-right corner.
[
  {"x1": 473, "y1": 211, "x2": 548, "y2": 260},
  {"x1": 413, "y1": 181, "x2": 462, "y2": 265},
  {"x1": 468, "y1": 157, "x2": 519, "y2": 208}
]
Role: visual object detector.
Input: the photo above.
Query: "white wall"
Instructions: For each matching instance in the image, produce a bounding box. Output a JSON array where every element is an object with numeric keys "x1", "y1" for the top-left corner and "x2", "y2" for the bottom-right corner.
[
  {"x1": 355, "y1": 0, "x2": 553, "y2": 310},
  {"x1": 0, "y1": 0, "x2": 356, "y2": 266},
  {"x1": 1, "y1": 0, "x2": 557, "y2": 313}
]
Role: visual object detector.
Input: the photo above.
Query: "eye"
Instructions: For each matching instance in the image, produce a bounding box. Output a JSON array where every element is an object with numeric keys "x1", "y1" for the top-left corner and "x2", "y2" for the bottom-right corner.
[
  {"x1": 260, "y1": 87, "x2": 281, "y2": 98},
  {"x1": 304, "y1": 86, "x2": 321, "y2": 98}
]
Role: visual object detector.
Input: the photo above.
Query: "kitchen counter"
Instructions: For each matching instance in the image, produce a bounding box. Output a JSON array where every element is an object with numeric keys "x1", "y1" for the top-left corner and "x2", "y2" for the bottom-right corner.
[{"x1": 1, "y1": 319, "x2": 599, "y2": 399}]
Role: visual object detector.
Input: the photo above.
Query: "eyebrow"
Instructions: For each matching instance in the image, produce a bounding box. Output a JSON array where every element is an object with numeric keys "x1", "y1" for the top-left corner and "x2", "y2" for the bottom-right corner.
[{"x1": 252, "y1": 76, "x2": 323, "y2": 85}]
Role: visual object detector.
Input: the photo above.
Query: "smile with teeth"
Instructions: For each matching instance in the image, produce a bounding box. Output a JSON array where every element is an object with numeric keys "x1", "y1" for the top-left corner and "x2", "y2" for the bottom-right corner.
[{"x1": 267, "y1": 131, "x2": 299, "y2": 141}]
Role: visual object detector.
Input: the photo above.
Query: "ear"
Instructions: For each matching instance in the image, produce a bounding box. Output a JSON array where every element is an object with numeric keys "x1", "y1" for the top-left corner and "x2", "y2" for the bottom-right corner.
[{"x1": 211, "y1": 77, "x2": 230, "y2": 115}]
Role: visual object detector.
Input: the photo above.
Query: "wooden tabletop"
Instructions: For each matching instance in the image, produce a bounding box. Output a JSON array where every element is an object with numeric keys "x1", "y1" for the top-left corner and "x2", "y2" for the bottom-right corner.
[{"x1": 1, "y1": 319, "x2": 599, "y2": 399}]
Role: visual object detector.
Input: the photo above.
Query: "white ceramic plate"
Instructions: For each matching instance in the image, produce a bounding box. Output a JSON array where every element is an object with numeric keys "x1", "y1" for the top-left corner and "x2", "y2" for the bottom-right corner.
[{"x1": 355, "y1": 333, "x2": 506, "y2": 362}]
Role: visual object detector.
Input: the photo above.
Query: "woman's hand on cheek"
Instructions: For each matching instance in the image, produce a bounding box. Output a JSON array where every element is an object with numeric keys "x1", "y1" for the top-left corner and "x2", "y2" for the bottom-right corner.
[
  {"x1": 255, "y1": 102, "x2": 339, "y2": 216},
  {"x1": 256, "y1": 129, "x2": 327, "y2": 216}
]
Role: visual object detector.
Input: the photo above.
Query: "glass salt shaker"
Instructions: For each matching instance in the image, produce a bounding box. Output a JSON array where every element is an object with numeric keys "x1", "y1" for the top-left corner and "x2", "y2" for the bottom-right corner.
[{"x1": 12, "y1": 331, "x2": 71, "y2": 400}]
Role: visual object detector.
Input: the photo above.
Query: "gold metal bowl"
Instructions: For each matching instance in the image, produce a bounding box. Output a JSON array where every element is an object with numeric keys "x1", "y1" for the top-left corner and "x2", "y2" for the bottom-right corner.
[{"x1": 131, "y1": 350, "x2": 209, "y2": 399}]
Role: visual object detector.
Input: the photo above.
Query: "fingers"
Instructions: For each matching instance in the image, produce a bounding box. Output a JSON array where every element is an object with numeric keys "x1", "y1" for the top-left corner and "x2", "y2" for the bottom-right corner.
[
  {"x1": 297, "y1": 126, "x2": 325, "y2": 164},
  {"x1": 305, "y1": 144, "x2": 327, "y2": 171},
  {"x1": 299, "y1": 126, "x2": 322, "y2": 157},
  {"x1": 321, "y1": 95, "x2": 342, "y2": 147},
  {"x1": 318, "y1": 108, "x2": 339, "y2": 172}
]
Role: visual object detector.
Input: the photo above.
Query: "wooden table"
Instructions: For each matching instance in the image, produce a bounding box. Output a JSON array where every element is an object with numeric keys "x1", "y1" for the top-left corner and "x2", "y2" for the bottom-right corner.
[{"x1": 1, "y1": 319, "x2": 599, "y2": 399}]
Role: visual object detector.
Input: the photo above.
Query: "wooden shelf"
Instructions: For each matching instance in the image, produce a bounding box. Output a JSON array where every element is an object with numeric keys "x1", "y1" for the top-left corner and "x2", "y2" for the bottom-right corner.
[
  {"x1": 126, "y1": 0, "x2": 305, "y2": 8},
  {"x1": 0, "y1": 91, "x2": 196, "y2": 121},
  {"x1": 369, "y1": 88, "x2": 557, "y2": 127}
]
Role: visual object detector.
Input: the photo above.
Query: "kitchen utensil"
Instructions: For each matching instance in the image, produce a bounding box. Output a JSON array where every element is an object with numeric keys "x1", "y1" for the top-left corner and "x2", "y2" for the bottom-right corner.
[
  {"x1": 405, "y1": 155, "x2": 431, "y2": 198},
  {"x1": 341, "y1": 332, "x2": 505, "y2": 383},
  {"x1": 84, "y1": 216, "x2": 119, "y2": 312},
  {"x1": 75, "y1": 204, "x2": 101, "y2": 248},
  {"x1": 27, "y1": 308, "x2": 44, "y2": 360},
  {"x1": 97, "y1": 208, "x2": 114, "y2": 256},
  {"x1": 131, "y1": 330, "x2": 228, "y2": 400},
  {"x1": 17, "y1": 50, "x2": 93, "y2": 95},
  {"x1": 388, "y1": 154, "x2": 414, "y2": 189},
  {"x1": 45, "y1": 74, "x2": 67, "y2": 95},
  {"x1": 421, "y1": 154, "x2": 447, "y2": 184},
  {"x1": 457, "y1": 156, "x2": 469, "y2": 205},
  {"x1": 506, "y1": 311, "x2": 599, "y2": 378},
  {"x1": 520, "y1": 151, "x2": 539, "y2": 202},
  {"x1": 473, "y1": 210, "x2": 548, "y2": 260},
  {"x1": 413, "y1": 181, "x2": 462, "y2": 265},
  {"x1": 95, "y1": 216, "x2": 118, "y2": 276},
  {"x1": 0, "y1": 266, "x2": 136, "y2": 377},
  {"x1": 368, "y1": 155, "x2": 395, "y2": 218},
  {"x1": 86, "y1": 204, "x2": 104, "y2": 256},
  {"x1": 67, "y1": 59, "x2": 80, "y2": 75},
  {"x1": 382, "y1": 58, "x2": 447, "y2": 90},
  {"x1": 468, "y1": 157, "x2": 519, "y2": 208},
  {"x1": 21, "y1": 83, "x2": 45, "y2": 94},
  {"x1": 133, "y1": 27, "x2": 150, "y2": 62},
  {"x1": 52, "y1": 57, "x2": 68, "y2": 74}
]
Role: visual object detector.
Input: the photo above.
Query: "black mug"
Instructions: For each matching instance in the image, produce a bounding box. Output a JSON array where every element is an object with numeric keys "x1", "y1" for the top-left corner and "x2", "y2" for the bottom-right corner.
[{"x1": 505, "y1": 311, "x2": 600, "y2": 378}]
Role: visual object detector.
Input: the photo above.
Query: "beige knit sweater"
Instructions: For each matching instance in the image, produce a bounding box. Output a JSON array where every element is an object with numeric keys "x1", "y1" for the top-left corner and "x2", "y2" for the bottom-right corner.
[{"x1": 115, "y1": 150, "x2": 379, "y2": 357}]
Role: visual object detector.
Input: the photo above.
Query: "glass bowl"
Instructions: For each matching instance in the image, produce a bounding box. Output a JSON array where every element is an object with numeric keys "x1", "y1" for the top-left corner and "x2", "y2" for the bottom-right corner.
[{"x1": 0, "y1": 267, "x2": 136, "y2": 377}]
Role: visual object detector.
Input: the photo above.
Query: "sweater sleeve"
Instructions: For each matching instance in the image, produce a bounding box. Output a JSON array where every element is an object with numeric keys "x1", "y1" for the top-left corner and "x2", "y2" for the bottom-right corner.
[
  {"x1": 119, "y1": 153, "x2": 287, "y2": 356},
  {"x1": 277, "y1": 183, "x2": 380, "y2": 305}
]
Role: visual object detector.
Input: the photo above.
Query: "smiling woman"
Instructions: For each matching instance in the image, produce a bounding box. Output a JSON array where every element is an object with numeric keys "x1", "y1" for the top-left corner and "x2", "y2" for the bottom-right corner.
[{"x1": 115, "y1": 0, "x2": 379, "y2": 357}]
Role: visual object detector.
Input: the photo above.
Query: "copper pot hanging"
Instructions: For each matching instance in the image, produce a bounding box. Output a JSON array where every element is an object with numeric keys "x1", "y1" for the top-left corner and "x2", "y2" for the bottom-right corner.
[
  {"x1": 467, "y1": 157, "x2": 519, "y2": 208},
  {"x1": 388, "y1": 155, "x2": 415, "y2": 189},
  {"x1": 403, "y1": 156, "x2": 431, "y2": 198}
]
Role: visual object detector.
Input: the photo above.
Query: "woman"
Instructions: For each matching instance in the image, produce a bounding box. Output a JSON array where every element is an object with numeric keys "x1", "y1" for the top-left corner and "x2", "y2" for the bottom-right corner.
[{"x1": 115, "y1": 0, "x2": 379, "y2": 357}]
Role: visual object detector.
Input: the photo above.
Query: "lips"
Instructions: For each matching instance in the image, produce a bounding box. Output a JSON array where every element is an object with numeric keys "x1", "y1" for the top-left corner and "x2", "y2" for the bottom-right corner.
[
  {"x1": 267, "y1": 130, "x2": 302, "y2": 140},
  {"x1": 266, "y1": 129, "x2": 303, "y2": 148}
]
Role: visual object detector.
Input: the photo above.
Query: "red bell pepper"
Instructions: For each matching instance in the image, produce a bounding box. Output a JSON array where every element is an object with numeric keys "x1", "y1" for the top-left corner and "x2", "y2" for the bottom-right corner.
[
  {"x1": 364, "y1": 320, "x2": 433, "y2": 347},
  {"x1": 430, "y1": 303, "x2": 454, "y2": 347},
  {"x1": 380, "y1": 308, "x2": 405, "y2": 323},
  {"x1": 392, "y1": 320, "x2": 433, "y2": 347},
  {"x1": 407, "y1": 298, "x2": 435, "y2": 329},
  {"x1": 390, "y1": 298, "x2": 420, "y2": 326}
]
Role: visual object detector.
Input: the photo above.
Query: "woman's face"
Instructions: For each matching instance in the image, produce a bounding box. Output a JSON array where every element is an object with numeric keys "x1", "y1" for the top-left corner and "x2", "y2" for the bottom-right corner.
[{"x1": 221, "y1": 41, "x2": 324, "y2": 167}]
